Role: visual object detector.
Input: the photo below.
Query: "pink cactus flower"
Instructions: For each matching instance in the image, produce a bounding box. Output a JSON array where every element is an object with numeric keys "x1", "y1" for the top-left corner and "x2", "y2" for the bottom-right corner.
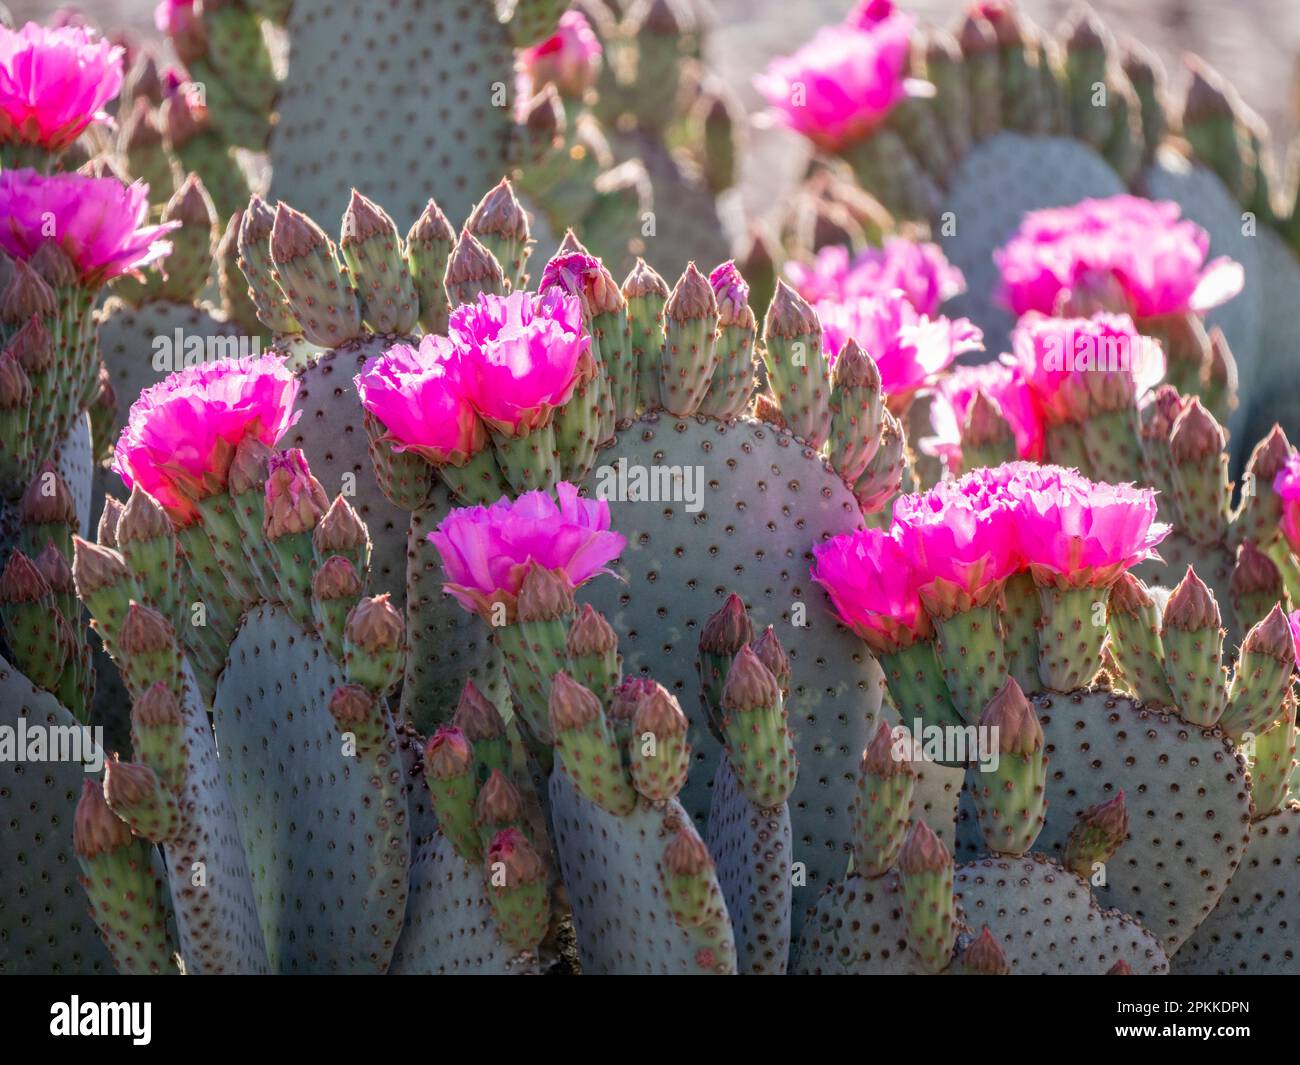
[
  {"x1": 1007, "y1": 469, "x2": 1168, "y2": 588},
  {"x1": 1287, "y1": 609, "x2": 1300, "y2": 670},
  {"x1": 429, "y1": 482, "x2": 626, "y2": 621},
  {"x1": 846, "y1": 0, "x2": 899, "y2": 27},
  {"x1": 0, "y1": 22, "x2": 123, "y2": 151},
  {"x1": 448, "y1": 288, "x2": 589, "y2": 436},
  {"x1": 1273, "y1": 453, "x2": 1300, "y2": 558},
  {"x1": 754, "y1": 7, "x2": 919, "y2": 151},
  {"x1": 786, "y1": 238, "x2": 964, "y2": 315},
  {"x1": 0, "y1": 169, "x2": 176, "y2": 285},
  {"x1": 355, "y1": 336, "x2": 486, "y2": 467},
  {"x1": 154, "y1": 1, "x2": 206, "y2": 64},
  {"x1": 810, "y1": 526, "x2": 934, "y2": 654},
  {"x1": 1009, "y1": 312, "x2": 1165, "y2": 425},
  {"x1": 112, "y1": 355, "x2": 300, "y2": 526},
  {"x1": 516, "y1": 10, "x2": 602, "y2": 100},
  {"x1": 817, "y1": 289, "x2": 983, "y2": 404},
  {"x1": 994, "y1": 195, "x2": 1244, "y2": 319},
  {"x1": 891, "y1": 471, "x2": 1022, "y2": 617},
  {"x1": 923, "y1": 360, "x2": 1045, "y2": 469},
  {"x1": 709, "y1": 260, "x2": 750, "y2": 320}
]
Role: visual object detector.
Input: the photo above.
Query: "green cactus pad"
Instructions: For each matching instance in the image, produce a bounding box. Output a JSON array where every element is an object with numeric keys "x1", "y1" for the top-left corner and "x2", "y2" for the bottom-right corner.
[
  {"x1": 958, "y1": 688, "x2": 1252, "y2": 954},
  {"x1": 704, "y1": 756, "x2": 792, "y2": 975},
  {"x1": 953, "y1": 854, "x2": 1170, "y2": 974},
  {"x1": 388, "y1": 834, "x2": 525, "y2": 974},
  {"x1": 212, "y1": 605, "x2": 410, "y2": 972},
  {"x1": 268, "y1": 1, "x2": 515, "y2": 232},
  {"x1": 1143, "y1": 153, "x2": 1262, "y2": 428},
  {"x1": 97, "y1": 298, "x2": 246, "y2": 438},
  {"x1": 1172, "y1": 803, "x2": 1300, "y2": 974},
  {"x1": 53, "y1": 414, "x2": 93, "y2": 536},
  {"x1": 0, "y1": 656, "x2": 114, "y2": 973},
  {"x1": 578, "y1": 413, "x2": 885, "y2": 923},
  {"x1": 938, "y1": 133, "x2": 1126, "y2": 356},
  {"x1": 288, "y1": 337, "x2": 415, "y2": 607},
  {"x1": 164, "y1": 662, "x2": 270, "y2": 974},
  {"x1": 1241, "y1": 229, "x2": 1300, "y2": 456},
  {"x1": 549, "y1": 771, "x2": 738, "y2": 974},
  {"x1": 790, "y1": 870, "x2": 942, "y2": 975}
]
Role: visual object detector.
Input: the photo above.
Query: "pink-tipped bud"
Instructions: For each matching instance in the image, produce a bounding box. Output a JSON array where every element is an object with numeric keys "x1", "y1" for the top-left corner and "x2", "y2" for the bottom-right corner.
[
  {"x1": 1231, "y1": 541, "x2": 1282, "y2": 600},
  {"x1": 424, "y1": 725, "x2": 473, "y2": 780},
  {"x1": 548, "y1": 672, "x2": 602, "y2": 731},
  {"x1": 721, "y1": 645, "x2": 780, "y2": 712},
  {"x1": 751, "y1": 625, "x2": 791, "y2": 688},
  {"x1": 608, "y1": 676, "x2": 658, "y2": 726},
  {"x1": 0, "y1": 348, "x2": 31, "y2": 408},
  {"x1": 5, "y1": 315, "x2": 53, "y2": 374},
  {"x1": 104, "y1": 758, "x2": 160, "y2": 808},
  {"x1": 632, "y1": 685, "x2": 688, "y2": 736},
  {"x1": 475, "y1": 769, "x2": 524, "y2": 825},
  {"x1": 666, "y1": 262, "x2": 717, "y2": 324},
  {"x1": 263, "y1": 449, "x2": 329, "y2": 539},
  {"x1": 72, "y1": 536, "x2": 128, "y2": 596},
  {"x1": 328, "y1": 683, "x2": 377, "y2": 730},
  {"x1": 313, "y1": 496, "x2": 368, "y2": 556},
  {"x1": 764, "y1": 280, "x2": 817, "y2": 340},
  {"x1": 622, "y1": 258, "x2": 670, "y2": 301},
  {"x1": 270, "y1": 203, "x2": 329, "y2": 263},
  {"x1": 516, "y1": 565, "x2": 576, "y2": 622},
  {"x1": 897, "y1": 819, "x2": 950, "y2": 875},
  {"x1": 119, "y1": 601, "x2": 174, "y2": 655},
  {"x1": 341, "y1": 189, "x2": 397, "y2": 248},
  {"x1": 663, "y1": 824, "x2": 712, "y2": 876},
  {"x1": 1163, "y1": 567, "x2": 1221, "y2": 632},
  {"x1": 313, "y1": 555, "x2": 362, "y2": 601},
  {"x1": 227, "y1": 436, "x2": 272, "y2": 497},
  {"x1": 0, "y1": 550, "x2": 50, "y2": 603},
  {"x1": 453, "y1": 680, "x2": 505, "y2": 742},
  {"x1": 1170, "y1": 398, "x2": 1225, "y2": 463},
  {"x1": 1, "y1": 260, "x2": 56, "y2": 324},
  {"x1": 565, "y1": 603, "x2": 617, "y2": 657},
  {"x1": 962, "y1": 926, "x2": 1011, "y2": 975},
  {"x1": 862, "y1": 719, "x2": 912, "y2": 779},
  {"x1": 978, "y1": 676, "x2": 1043, "y2": 756},
  {"x1": 20, "y1": 462, "x2": 76, "y2": 527},
  {"x1": 1243, "y1": 603, "x2": 1294, "y2": 662},
  {"x1": 33, "y1": 541, "x2": 73, "y2": 595},
  {"x1": 343, "y1": 594, "x2": 403, "y2": 653},
  {"x1": 133, "y1": 681, "x2": 182, "y2": 727},
  {"x1": 73, "y1": 779, "x2": 131, "y2": 859},
  {"x1": 487, "y1": 827, "x2": 546, "y2": 885},
  {"x1": 467, "y1": 179, "x2": 530, "y2": 247},
  {"x1": 699, "y1": 593, "x2": 753, "y2": 655},
  {"x1": 1108, "y1": 572, "x2": 1154, "y2": 617},
  {"x1": 118, "y1": 484, "x2": 172, "y2": 544}
]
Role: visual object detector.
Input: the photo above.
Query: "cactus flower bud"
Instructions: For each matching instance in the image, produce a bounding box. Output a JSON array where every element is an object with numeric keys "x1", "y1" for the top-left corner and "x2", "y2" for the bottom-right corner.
[
  {"x1": 130, "y1": 681, "x2": 185, "y2": 794},
  {"x1": 104, "y1": 758, "x2": 181, "y2": 841},
  {"x1": 750, "y1": 625, "x2": 791, "y2": 698},
  {"x1": 762, "y1": 280, "x2": 829, "y2": 445},
  {"x1": 1, "y1": 549, "x2": 50, "y2": 603},
  {"x1": 961, "y1": 926, "x2": 1011, "y2": 975},
  {"x1": 1106, "y1": 572, "x2": 1176, "y2": 707},
  {"x1": 117, "y1": 600, "x2": 180, "y2": 700},
  {"x1": 1161, "y1": 567, "x2": 1226, "y2": 726},
  {"x1": 342, "y1": 594, "x2": 403, "y2": 694},
  {"x1": 270, "y1": 202, "x2": 361, "y2": 346},
  {"x1": 72, "y1": 535, "x2": 130, "y2": 597},
  {"x1": 474, "y1": 768, "x2": 524, "y2": 840},
  {"x1": 659, "y1": 261, "x2": 720, "y2": 417},
  {"x1": 550, "y1": 672, "x2": 637, "y2": 815},
  {"x1": 117, "y1": 484, "x2": 172, "y2": 544},
  {"x1": 407, "y1": 198, "x2": 456, "y2": 334},
  {"x1": 313, "y1": 495, "x2": 368, "y2": 559},
  {"x1": 485, "y1": 828, "x2": 549, "y2": 953},
  {"x1": 73, "y1": 779, "x2": 133, "y2": 859},
  {"x1": 1061, "y1": 792, "x2": 1129, "y2": 878},
  {"x1": 896, "y1": 819, "x2": 957, "y2": 972},
  {"x1": 0, "y1": 347, "x2": 31, "y2": 407},
  {"x1": 1, "y1": 260, "x2": 56, "y2": 323},
  {"x1": 327, "y1": 683, "x2": 386, "y2": 755},
  {"x1": 1221, "y1": 604, "x2": 1297, "y2": 741},
  {"x1": 313, "y1": 555, "x2": 362, "y2": 601},
  {"x1": 97, "y1": 497, "x2": 125, "y2": 548},
  {"x1": 661, "y1": 823, "x2": 718, "y2": 929},
  {"x1": 720, "y1": 646, "x2": 798, "y2": 809},
  {"x1": 452, "y1": 679, "x2": 509, "y2": 775},
  {"x1": 516, "y1": 564, "x2": 577, "y2": 623},
  {"x1": 20, "y1": 461, "x2": 76, "y2": 529},
  {"x1": 1108, "y1": 959, "x2": 1135, "y2": 975},
  {"x1": 33, "y1": 540, "x2": 73, "y2": 597},
  {"x1": 6, "y1": 314, "x2": 53, "y2": 374},
  {"x1": 466, "y1": 178, "x2": 531, "y2": 290},
  {"x1": 970, "y1": 677, "x2": 1046, "y2": 857},
  {"x1": 565, "y1": 603, "x2": 619, "y2": 703},
  {"x1": 263, "y1": 449, "x2": 329, "y2": 541},
  {"x1": 720, "y1": 644, "x2": 780, "y2": 713},
  {"x1": 1230, "y1": 540, "x2": 1284, "y2": 631},
  {"x1": 444, "y1": 230, "x2": 505, "y2": 307},
  {"x1": 853, "y1": 720, "x2": 914, "y2": 877},
  {"x1": 628, "y1": 682, "x2": 690, "y2": 803}
]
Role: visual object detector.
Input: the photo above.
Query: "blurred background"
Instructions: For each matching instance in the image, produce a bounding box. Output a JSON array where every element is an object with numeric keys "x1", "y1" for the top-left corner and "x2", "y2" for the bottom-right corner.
[{"x1": 14, "y1": 0, "x2": 1300, "y2": 221}]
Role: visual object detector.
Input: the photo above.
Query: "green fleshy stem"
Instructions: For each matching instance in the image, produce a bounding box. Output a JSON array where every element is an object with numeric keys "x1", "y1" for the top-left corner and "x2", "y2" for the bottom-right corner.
[
  {"x1": 932, "y1": 602, "x2": 1008, "y2": 724},
  {"x1": 490, "y1": 424, "x2": 559, "y2": 494},
  {"x1": 437, "y1": 446, "x2": 512, "y2": 507},
  {"x1": 999, "y1": 572, "x2": 1041, "y2": 695},
  {"x1": 496, "y1": 616, "x2": 571, "y2": 747},
  {"x1": 1036, "y1": 584, "x2": 1108, "y2": 692},
  {"x1": 878, "y1": 640, "x2": 965, "y2": 736}
]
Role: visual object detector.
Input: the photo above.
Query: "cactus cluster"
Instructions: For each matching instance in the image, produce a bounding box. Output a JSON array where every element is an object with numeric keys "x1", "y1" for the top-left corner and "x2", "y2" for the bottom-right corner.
[{"x1": 1, "y1": 0, "x2": 1299, "y2": 979}]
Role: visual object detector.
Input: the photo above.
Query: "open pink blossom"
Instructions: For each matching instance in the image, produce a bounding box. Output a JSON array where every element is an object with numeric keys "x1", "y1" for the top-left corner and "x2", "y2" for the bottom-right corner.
[
  {"x1": 817, "y1": 289, "x2": 983, "y2": 402},
  {"x1": 995, "y1": 195, "x2": 1244, "y2": 319},
  {"x1": 1009, "y1": 312, "x2": 1165, "y2": 424},
  {"x1": 891, "y1": 471, "x2": 1021, "y2": 616},
  {"x1": 923, "y1": 360, "x2": 1045, "y2": 469},
  {"x1": 0, "y1": 22, "x2": 123, "y2": 151},
  {"x1": 810, "y1": 526, "x2": 933, "y2": 654},
  {"x1": 1007, "y1": 469, "x2": 1168, "y2": 588},
  {"x1": 429, "y1": 482, "x2": 625, "y2": 620},
  {"x1": 448, "y1": 288, "x2": 589, "y2": 436},
  {"x1": 112, "y1": 355, "x2": 300, "y2": 526},
  {"x1": 0, "y1": 169, "x2": 176, "y2": 285},
  {"x1": 786, "y1": 238, "x2": 964, "y2": 315},
  {"x1": 754, "y1": 7, "x2": 917, "y2": 151},
  {"x1": 355, "y1": 336, "x2": 486, "y2": 466},
  {"x1": 1273, "y1": 453, "x2": 1300, "y2": 557},
  {"x1": 517, "y1": 10, "x2": 601, "y2": 99}
]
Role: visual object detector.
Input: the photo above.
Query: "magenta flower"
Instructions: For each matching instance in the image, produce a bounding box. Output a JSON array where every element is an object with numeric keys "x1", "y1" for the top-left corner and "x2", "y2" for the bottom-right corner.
[
  {"x1": 754, "y1": 7, "x2": 917, "y2": 151},
  {"x1": 709, "y1": 260, "x2": 750, "y2": 321},
  {"x1": 1273, "y1": 454, "x2": 1300, "y2": 558},
  {"x1": 892, "y1": 472, "x2": 1022, "y2": 617},
  {"x1": 1009, "y1": 312, "x2": 1165, "y2": 425},
  {"x1": 1288, "y1": 610, "x2": 1300, "y2": 670},
  {"x1": 1007, "y1": 470, "x2": 1168, "y2": 588},
  {"x1": 845, "y1": 0, "x2": 899, "y2": 27},
  {"x1": 112, "y1": 355, "x2": 300, "y2": 526},
  {"x1": 448, "y1": 288, "x2": 589, "y2": 436},
  {"x1": 0, "y1": 22, "x2": 123, "y2": 151},
  {"x1": 923, "y1": 360, "x2": 1045, "y2": 469},
  {"x1": 429, "y1": 482, "x2": 626, "y2": 621},
  {"x1": 154, "y1": 1, "x2": 205, "y2": 64},
  {"x1": 995, "y1": 195, "x2": 1244, "y2": 319},
  {"x1": 355, "y1": 336, "x2": 486, "y2": 466},
  {"x1": 810, "y1": 526, "x2": 933, "y2": 654},
  {"x1": 537, "y1": 252, "x2": 603, "y2": 303},
  {"x1": 0, "y1": 169, "x2": 176, "y2": 285},
  {"x1": 787, "y1": 238, "x2": 964, "y2": 315},
  {"x1": 817, "y1": 289, "x2": 983, "y2": 404},
  {"x1": 516, "y1": 10, "x2": 601, "y2": 99}
]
